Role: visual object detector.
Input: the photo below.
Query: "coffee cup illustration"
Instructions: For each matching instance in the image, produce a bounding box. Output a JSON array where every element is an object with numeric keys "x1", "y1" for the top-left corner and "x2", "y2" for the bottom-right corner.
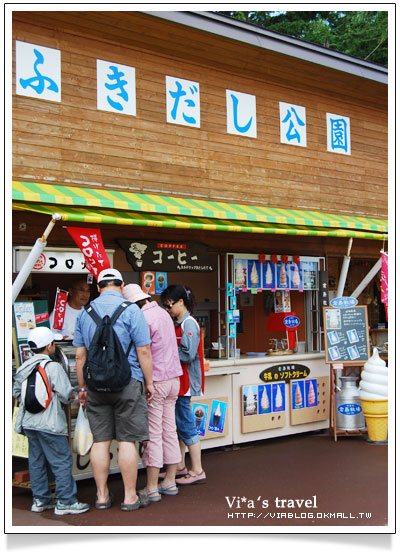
[
  {"x1": 157, "y1": 274, "x2": 165, "y2": 290},
  {"x1": 144, "y1": 272, "x2": 154, "y2": 291}
]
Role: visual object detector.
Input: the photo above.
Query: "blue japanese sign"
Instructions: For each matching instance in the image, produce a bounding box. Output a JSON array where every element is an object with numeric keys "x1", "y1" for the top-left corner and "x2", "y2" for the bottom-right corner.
[
  {"x1": 330, "y1": 297, "x2": 358, "y2": 308},
  {"x1": 337, "y1": 404, "x2": 362, "y2": 416},
  {"x1": 283, "y1": 315, "x2": 300, "y2": 328}
]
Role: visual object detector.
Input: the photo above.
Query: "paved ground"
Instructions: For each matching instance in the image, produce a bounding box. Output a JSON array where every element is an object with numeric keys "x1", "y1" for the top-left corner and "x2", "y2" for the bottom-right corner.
[{"x1": 10, "y1": 431, "x2": 389, "y2": 531}]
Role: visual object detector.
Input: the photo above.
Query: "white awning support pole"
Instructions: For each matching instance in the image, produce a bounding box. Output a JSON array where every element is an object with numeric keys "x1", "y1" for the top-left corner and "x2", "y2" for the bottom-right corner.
[
  {"x1": 350, "y1": 258, "x2": 382, "y2": 300},
  {"x1": 12, "y1": 213, "x2": 61, "y2": 303},
  {"x1": 336, "y1": 238, "x2": 353, "y2": 298}
]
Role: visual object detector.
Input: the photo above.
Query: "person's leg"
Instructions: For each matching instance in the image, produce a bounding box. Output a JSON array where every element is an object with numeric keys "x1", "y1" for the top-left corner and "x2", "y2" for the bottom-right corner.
[
  {"x1": 186, "y1": 440, "x2": 202, "y2": 475},
  {"x1": 141, "y1": 383, "x2": 164, "y2": 493},
  {"x1": 25, "y1": 429, "x2": 53, "y2": 504},
  {"x1": 118, "y1": 441, "x2": 139, "y2": 505},
  {"x1": 90, "y1": 440, "x2": 112, "y2": 504},
  {"x1": 160, "y1": 378, "x2": 181, "y2": 488}
]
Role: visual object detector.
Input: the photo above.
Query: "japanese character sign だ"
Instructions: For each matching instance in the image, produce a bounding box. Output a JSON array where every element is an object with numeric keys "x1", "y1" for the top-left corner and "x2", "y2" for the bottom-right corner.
[{"x1": 166, "y1": 76, "x2": 200, "y2": 128}]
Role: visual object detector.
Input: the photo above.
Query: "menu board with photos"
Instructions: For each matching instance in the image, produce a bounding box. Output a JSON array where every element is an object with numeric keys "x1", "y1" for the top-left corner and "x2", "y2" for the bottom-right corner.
[{"x1": 323, "y1": 305, "x2": 370, "y2": 364}]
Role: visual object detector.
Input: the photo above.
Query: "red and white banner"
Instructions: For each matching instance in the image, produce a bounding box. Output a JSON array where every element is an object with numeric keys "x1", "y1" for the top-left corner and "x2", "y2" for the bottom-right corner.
[
  {"x1": 381, "y1": 251, "x2": 388, "y2": 319},
  {"x1": 52, "y1": 288, "x2": 69, "y2": 330},
  {"x1": 67, "y1": 227, "x2": 110, "y2": 278}
]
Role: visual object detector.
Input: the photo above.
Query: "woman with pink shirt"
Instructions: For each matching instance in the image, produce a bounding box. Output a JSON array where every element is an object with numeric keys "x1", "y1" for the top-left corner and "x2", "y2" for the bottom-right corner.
[{"x1": 123, "y1": 284, "x2": 183, "y2": 502}]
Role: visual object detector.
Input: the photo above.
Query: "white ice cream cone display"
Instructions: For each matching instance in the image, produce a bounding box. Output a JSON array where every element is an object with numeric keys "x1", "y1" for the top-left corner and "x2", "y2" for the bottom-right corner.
[{"x1": 360, "y1": 348, "x2": 388, "y2": 443}]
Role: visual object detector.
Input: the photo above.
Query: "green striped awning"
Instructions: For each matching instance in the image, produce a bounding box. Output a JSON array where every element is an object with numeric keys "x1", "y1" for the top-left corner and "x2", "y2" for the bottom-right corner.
[{"x1": 12, "y1": 181, "x2": 388, "y2": 240}]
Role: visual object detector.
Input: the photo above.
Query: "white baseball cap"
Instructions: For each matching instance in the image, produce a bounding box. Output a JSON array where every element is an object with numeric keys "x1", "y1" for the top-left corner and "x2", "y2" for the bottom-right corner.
[
  {"x1": 28, "y1": 327, "x2": 63, "y2": 349},
  {"x1": 97, "y1": 268, "x2": 123, "y2": 283},
  {"x1": 123, "y1": 284, "x2": 151, "y2": 304}
]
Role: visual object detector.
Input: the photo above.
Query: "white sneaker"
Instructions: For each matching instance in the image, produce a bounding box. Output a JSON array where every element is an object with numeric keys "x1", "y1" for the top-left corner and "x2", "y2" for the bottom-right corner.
[
  {"x1": 31, "y1": 498, "x2": 56, "y2": 513},
  {"x1": 54, "y1": 500, "x2": 90, "y2": 515}
]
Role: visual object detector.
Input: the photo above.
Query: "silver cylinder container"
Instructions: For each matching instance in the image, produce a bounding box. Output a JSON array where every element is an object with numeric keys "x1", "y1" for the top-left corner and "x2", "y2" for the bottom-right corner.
[{"x1": 335, "y1": 376, "x2": 365, "y2": 430}]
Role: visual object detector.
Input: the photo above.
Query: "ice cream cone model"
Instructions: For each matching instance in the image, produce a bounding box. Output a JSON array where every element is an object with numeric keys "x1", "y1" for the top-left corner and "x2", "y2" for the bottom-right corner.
[
  {"x1": 295, "y1": 383, "x2": 303, "y2": 406},
  {"x1": 308, "y1": 382, "x2": 315, "y2": 405},
  {"x1": 359, "y1": 348, "x2": 388, "y2": 443},
  {"x1": 280, "y1": 264, "x2": 287, "y2": 287},
  {"x1": 251, "y1": 262, "x2": 259, "y2": 286},
  {"x1": 292, "y1": 263, "x2": 300, "y2": 288},
  {"x1": 265, "y1": 262, "x2": 273, "y2": 285},
  {"x1": 261, "y1": 386, "x2": 269, "y2": 411}
]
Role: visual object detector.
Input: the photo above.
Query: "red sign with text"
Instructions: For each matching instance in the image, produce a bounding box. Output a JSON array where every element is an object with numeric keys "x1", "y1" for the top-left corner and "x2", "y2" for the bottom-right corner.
[
  {"x1": 67, "y1": 227, "x2": 110, "y2": 278},
  {"x1": 52, "y1": 289, "x2": 69, "y2": 330}
]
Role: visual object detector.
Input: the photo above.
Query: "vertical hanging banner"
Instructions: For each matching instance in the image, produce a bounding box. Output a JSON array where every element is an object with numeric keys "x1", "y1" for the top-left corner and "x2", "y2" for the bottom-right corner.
[
  {"x1": 381, "y1": 251, "x2": 388, "y2": 319},
  {"x1": 52, "y1": 288, "x2": 69, "y2": 330},
  {"x1": 67, "y1": 227, "x2": 110, "y2": 279}
]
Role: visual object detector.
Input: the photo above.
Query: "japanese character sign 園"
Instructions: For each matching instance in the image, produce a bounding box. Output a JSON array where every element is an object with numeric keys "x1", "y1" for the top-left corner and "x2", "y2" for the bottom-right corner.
[
  {"x1": 15, "y1": 40, "x2": 61, "y2": 102},
  {"x1": 166, "y1": 76, "x2": 200, "y2": 128},
  {"x1": 279, "y1": 102, "x2": 307, "y2": 147},
  {"x1": 326, "y1": 112, "x2": 351, "y2": 155},
  {"x1": 226, "y1": 90, "x2": 257, "y2": 138},
  {"x1": 97, "y1": 59, "x2": 136, "y2": 116}
]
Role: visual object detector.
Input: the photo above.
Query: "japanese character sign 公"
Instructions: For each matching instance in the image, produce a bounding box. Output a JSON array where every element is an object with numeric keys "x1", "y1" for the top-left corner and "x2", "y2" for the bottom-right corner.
[
  {"x1": 279, "y1": 102, "x2": 307, "y2": 147},
  {"x1": 226, "y1": 90, "x2": 257, "y2": 138},
  {"x1": 15, "y1": 40, "x2": 61, "y2": 102},
  {"x1": 166, "y1": 76, "x2": 200, "y2": 128},
  {"x1": 67, "y1": 227, "x2": 110, "y2": 279},
  {"x1": 326, "y1": 112, "x2": 351, "y2": 155},
  {"x1": 97, "y1": 59, "x2": 136, "y2": 116},
  {"x1": 117, "y1": 239, "x2": 214, "y2": 272}
]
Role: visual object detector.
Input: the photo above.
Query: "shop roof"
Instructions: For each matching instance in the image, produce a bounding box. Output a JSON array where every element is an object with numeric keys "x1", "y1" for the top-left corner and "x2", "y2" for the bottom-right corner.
[{"x1": 144, "y1": 11, "x2": 388, "y2": 85}]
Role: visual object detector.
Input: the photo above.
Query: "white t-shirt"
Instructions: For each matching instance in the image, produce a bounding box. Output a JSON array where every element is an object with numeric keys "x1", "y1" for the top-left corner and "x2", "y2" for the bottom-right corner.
[{"x1": 50, "y1": 303, "x2": 82, "y2": 339}]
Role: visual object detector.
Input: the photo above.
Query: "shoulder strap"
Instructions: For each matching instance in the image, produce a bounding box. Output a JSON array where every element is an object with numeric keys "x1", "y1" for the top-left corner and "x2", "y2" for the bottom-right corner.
[
  {"x1": 84, "y1": 303, "x2": 102, "y2": 325},
  {"x1": 110, "y1": 302, "x2": 134, "y2": 357}
]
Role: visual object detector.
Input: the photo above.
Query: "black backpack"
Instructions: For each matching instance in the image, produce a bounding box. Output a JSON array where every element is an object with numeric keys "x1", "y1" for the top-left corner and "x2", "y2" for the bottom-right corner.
[
  {"x1": 22, "y1": 361, "x2": 52, "y2": 414},
  {"x1": 83, "y1": 302, "x2": 134, "y2": 393}
]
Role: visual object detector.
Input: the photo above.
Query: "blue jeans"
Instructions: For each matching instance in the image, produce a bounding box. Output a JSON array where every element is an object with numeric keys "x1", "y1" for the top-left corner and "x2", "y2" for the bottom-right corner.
[
  {"x1": 175, "y1": 396, "x2": 200, "y2": 446},
  {"x1": 25, "y1": 429, "x2": 77, "y2": 504}
]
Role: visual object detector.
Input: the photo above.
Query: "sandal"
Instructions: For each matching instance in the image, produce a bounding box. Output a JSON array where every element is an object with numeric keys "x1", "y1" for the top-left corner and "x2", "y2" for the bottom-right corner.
[
  {"x1": 175, "y1": 470, "x2": 206, "y2": 485},
  {"x1": 95, "y1": 492, "x2": 113, "y2": 510},
  {"x1": 121, "y1": 492, "x2": 150, "y2": 511},
  {"x1": 140, "y1": 487, "x2": 162, "y2": 502},
  {"x1": 159, "y1": 482, "x2": 179, "y2": 496}
]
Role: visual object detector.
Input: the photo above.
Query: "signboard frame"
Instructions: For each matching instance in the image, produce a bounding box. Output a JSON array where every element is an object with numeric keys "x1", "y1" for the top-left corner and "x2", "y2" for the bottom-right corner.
[{"x1": 323, "y1": 305, "x2": 370, "y2": 364}]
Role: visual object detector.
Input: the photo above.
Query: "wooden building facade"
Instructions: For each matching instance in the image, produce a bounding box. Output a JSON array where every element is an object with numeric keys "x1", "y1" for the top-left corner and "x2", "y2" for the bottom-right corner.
[{"x1": 11, "y1": 10, "x2": 388, "y2": 354}]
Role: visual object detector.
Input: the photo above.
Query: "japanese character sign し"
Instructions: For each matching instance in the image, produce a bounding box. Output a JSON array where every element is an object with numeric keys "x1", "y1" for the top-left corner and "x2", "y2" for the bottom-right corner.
[
  {"x1": 97, "y1": 59, "x2": 136, "y2": 116},
  {"x1": 166, "y1": 76, "x2": 200, "y2": 128},
  {"x1": 15, "y1": 40, "x2": 61, "y2": 102},
  {"x1": 279, "y1": 102, "x2": 307, "y2": 147},
  {"x1": 326, "y1": 112, "x2": 351, "y2": 155},
  {"x1": 226, "y1": 90, "x2": 257, "y2": 138},
  {"x1": 67, "y1": 227, "x2": 110, "y2": 279}
]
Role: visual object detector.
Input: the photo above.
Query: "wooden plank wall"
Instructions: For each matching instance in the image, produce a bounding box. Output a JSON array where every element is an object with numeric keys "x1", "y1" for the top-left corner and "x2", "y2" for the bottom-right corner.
[{"x1": 12, "y1": 12, "x2": 388, "y2": 220}]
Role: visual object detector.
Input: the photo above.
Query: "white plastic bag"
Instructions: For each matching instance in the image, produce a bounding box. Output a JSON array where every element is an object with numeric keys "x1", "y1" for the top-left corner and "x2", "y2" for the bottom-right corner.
[{"x1": 72, "y1": 405, "x2": 93, "y2": 456}]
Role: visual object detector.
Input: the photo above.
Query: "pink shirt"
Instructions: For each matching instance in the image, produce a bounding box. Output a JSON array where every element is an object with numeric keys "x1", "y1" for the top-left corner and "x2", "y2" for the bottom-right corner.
[{"x1": 141, "y1": 301, "x2": 183, "y2": 382}]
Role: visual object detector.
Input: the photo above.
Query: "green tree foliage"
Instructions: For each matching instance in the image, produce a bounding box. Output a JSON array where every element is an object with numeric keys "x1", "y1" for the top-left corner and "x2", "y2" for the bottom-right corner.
[{"x1": 216, "y1": 11, "x2": 388, "y2": 66}]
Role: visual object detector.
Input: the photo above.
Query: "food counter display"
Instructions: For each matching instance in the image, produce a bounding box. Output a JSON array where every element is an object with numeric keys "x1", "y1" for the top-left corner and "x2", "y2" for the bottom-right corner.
[{"x1": 192, "y1": 352, "x2": 330, "y2": 450}]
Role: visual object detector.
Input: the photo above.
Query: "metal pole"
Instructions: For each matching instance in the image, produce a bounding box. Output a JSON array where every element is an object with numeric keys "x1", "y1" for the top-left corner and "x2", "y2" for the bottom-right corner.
[
  {"x1": 336, "y1": 238, "x2": 353, "y2": 297},
  {"x1": 12, "y1": 213, "x2": 61, "y2": 303},
  {"x1": 350, "y1": 258, "x2": 382, "y2": 299}
]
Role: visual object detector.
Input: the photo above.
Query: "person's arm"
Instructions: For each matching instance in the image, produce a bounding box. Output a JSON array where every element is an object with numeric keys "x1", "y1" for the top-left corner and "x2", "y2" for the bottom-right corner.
[
  {"x1": 48, "y1": 362, "x2": 75, "y2": 404},
  {"x1": 136, "y1": 344, "x2": 154, "y2": 403},
  {"x1": 75, "y1": 345, "x2": 88, "y2": 406},
  {"x1": 178, "y1": 319, "x2": 200, "y2": 364}
]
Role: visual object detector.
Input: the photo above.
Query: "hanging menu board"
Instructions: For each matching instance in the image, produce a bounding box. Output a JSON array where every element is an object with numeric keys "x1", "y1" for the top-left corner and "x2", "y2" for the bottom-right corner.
[{"x1": 323, "y1": 306, "x2": 370, "y2": 364}]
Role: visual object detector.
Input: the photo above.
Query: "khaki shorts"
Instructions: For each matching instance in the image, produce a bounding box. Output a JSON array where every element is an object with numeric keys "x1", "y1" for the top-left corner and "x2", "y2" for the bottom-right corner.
[{"x1": 86, "y1": 378, "x2": 149, "y2": 443}]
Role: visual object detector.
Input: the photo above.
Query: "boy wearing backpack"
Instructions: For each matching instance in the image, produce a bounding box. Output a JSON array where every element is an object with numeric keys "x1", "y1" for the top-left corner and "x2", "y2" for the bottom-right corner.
[{"x1": 13, "y1": 327, "x2": 90, "y2": 515}]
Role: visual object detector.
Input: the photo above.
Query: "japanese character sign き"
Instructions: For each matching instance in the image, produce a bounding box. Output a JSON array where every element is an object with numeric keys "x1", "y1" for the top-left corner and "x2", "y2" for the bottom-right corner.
[
  {"x1": 97, "y1": 59, "x2": 136, "y2": 116},
  {"x1": 279, "y1": 102, "x2": 307, "y2": 147},
  {"x1": 226, "y1": 90, "x2": 257, "y2": 138},
  {"x1": 15, "y1": 40, "x2": 61, "y2": 102},
  {"x1": 326, "y1": 112, "x2": 351, "y2": 155},
  {"x1": 166, "y1": 76, "x2": 200, "y2": 128}
]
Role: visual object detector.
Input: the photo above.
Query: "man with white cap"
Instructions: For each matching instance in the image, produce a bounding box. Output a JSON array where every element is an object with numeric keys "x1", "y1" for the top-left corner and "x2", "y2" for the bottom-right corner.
[
  {"x1": 13, "y1": 326, "x2": 90, "y2": 515},
  {"x1": 73, "y1": 268, "x2": 154, "y2": 512}
]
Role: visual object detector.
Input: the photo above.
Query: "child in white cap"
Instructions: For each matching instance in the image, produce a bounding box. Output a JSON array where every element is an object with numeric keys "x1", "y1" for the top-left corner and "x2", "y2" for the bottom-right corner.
[{"x1": 13, "y1": 326, "x2": 90, "y2": 515}]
